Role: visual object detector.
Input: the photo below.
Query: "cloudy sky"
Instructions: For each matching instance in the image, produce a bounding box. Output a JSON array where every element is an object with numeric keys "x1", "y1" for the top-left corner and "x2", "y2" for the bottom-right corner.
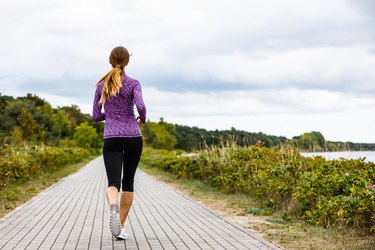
[{"x1": 1, "y1": 0, "x2": 374, "y2": 143}]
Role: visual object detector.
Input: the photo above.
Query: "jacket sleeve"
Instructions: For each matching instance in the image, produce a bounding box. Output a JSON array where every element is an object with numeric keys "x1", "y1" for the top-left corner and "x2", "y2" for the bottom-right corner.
[
  {"x1": 133, "y1": 81, "x2": 146, "y2": 123},
  {"x1": 92, "y1": 85, "x2": 105, "y2": 122}
]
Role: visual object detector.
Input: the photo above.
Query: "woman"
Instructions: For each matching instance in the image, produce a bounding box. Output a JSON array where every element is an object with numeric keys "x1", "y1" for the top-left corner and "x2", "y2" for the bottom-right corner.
[{"x1": 92, "y1": 46, "x2": 146, "y2": 240}]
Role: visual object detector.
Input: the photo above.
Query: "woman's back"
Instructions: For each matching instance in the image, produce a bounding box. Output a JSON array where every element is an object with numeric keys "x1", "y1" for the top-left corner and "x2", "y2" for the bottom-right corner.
[{"x1": 93, "y1": 72, "x2": 146, "y2": 138}]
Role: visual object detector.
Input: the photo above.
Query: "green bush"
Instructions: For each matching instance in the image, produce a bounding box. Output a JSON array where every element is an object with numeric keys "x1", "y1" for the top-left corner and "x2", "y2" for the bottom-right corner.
[
  {"x1": 0, "y1": 144, "x2": 90, "y2": 188},
  {"x1": 73, "y1": 122, "x2": 101, "y2": 149},
  {"x1": 141, "y1": 119, "x2": 177, "y2": 150},
  {"x1": 141, "y1": 145, "x2": 375, "y2": 232}
]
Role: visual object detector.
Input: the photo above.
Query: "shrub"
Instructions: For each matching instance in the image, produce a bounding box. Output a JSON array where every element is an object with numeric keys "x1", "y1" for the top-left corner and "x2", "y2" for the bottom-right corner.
[
  {"x1": 141, "y1": 144, "x2": 375, "y2": 232},
  {"x1": 0, "y1": 144, "x2": 90, "y2": 188},
  {"x1": 73, "y1": 122, "x2": 101, "y2": 149}
]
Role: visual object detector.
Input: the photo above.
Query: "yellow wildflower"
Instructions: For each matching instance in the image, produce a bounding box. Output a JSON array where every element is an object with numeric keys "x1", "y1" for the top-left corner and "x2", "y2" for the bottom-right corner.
[{"x1": 337, "y1": 209, "x2": 345, "y2": 217}]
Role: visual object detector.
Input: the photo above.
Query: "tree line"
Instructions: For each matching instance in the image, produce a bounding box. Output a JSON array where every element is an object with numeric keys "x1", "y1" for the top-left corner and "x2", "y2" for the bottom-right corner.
[
  {"x1": 142, "y1": 119, "x2": 375, "y2": 152},
  {"x1": 0, "y1": 93, "x2": 103, "y2": 150},
  {"x1": 1, "y1": 93, "x2": 374, "y2": 152}
]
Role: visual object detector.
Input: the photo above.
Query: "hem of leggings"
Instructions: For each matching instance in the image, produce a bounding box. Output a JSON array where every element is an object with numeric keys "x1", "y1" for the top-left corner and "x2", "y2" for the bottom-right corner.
[{"x1": 107, "y1": 185, "x2": 120, "y2": 192}]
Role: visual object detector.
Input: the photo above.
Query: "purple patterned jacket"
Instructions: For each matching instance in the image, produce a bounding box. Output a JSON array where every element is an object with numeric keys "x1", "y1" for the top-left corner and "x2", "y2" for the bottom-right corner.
[{"x1": 92, "y1": 72, "x2": 146, "y2": 139}]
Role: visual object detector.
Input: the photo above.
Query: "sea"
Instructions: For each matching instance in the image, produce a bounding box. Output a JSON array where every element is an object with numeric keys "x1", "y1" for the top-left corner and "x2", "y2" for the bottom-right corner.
[{"x1": 301, "y1": 151, "x2": 375, "y2": 163}]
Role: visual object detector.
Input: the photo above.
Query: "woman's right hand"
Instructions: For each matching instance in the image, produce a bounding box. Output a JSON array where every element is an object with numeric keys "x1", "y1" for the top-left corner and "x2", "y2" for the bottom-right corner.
[{"x1": 137, "y1": 118, "x2": 143, "y2": 127}]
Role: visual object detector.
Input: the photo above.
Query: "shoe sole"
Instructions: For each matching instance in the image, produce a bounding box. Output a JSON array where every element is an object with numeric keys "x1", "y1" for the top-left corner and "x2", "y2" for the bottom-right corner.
[
  {"x1": 109, "y1": 204, "x2": 121, "y2": 237},
  {"x1": 116, "y1": 235, "x2": 128, "y2": 240}
]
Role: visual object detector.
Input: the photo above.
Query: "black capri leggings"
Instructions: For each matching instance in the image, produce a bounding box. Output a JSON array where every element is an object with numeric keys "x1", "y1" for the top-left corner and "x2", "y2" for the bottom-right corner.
[{"x1": 103, "y1": 137, "x2": 143, "y2": 192}]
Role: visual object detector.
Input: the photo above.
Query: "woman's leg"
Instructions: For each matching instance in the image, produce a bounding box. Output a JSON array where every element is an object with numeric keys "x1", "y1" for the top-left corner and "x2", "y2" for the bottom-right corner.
[
  {"x1": 106, "y1": 186, "x2": 119, "y2": 205},
  {"x1": 103, "y1": 138, "x2": 123, "y2": 204},
  {"x1": 120, "y1": 137, "x2": 143, "y2": 227},
  {"x1": 119, "y1": 191, "x2": 133, "y2": 226},
  {"x1": 103, "y1": 138, "x2": 123, "y2": 236}
]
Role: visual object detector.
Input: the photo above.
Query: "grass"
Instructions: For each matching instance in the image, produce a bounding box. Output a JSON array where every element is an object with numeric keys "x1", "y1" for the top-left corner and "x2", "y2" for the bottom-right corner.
[
  {"x1": 139, "y1": 162, "x2": 375, "y2": 250},
  {"x1": 0, "y1": 155, "x2": 98, "y2": 218}
]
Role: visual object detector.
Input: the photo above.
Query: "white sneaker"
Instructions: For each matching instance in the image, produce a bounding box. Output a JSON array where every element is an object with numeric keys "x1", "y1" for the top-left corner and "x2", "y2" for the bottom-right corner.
[
  {"x1": 109, "y1": 203, "x2": 121, "y2": 237},
  {"x1": 116, "y1": 228, "x2": 128, "y2": 240}
]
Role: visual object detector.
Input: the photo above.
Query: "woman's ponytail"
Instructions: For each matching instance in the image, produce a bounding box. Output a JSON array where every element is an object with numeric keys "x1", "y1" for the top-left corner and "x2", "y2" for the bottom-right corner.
[
  {"x1": 96, "y1": 46, "x2": 130, "y2": 104},
  {"x1": 97, "y1": 65, "x2": 123, "y2": 104}
]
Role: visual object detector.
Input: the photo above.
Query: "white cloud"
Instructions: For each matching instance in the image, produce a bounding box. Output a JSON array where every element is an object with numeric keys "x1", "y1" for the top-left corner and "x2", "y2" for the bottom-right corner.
[
  {"x1": 143, "y1": 87, "x2": 375, "y2": 116},
  {"x1": 181, "y1": 46, "x2": 375, "y2": 91},
  {"x1": 1, "y1": 0, "x2": 374, "y2": 87}
]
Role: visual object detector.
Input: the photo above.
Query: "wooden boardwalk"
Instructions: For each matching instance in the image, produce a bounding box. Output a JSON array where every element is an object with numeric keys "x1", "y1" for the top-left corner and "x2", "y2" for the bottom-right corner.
[{"x1": 0, "y1": 157, "x2": 279, "y2": 250}]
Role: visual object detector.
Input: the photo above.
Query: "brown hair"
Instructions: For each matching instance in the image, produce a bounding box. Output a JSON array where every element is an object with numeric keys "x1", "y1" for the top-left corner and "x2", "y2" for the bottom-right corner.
[{"x1": 96, "y1": 46, "x2": 130, "y2": 104}]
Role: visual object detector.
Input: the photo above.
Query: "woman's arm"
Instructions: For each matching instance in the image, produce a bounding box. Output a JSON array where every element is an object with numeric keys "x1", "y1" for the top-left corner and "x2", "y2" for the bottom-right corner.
[
  {"x1": 133, "y1": 81, "x2": 146, "y2": 124},
  {"x1": 92, "y1": 85, "x2": 106, "y2": 121}
]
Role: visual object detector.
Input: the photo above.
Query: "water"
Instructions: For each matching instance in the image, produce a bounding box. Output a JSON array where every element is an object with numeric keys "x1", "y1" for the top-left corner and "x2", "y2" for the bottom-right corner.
[{"x1": 301, "y1": 151, "x2": 375, "y2": 163}]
